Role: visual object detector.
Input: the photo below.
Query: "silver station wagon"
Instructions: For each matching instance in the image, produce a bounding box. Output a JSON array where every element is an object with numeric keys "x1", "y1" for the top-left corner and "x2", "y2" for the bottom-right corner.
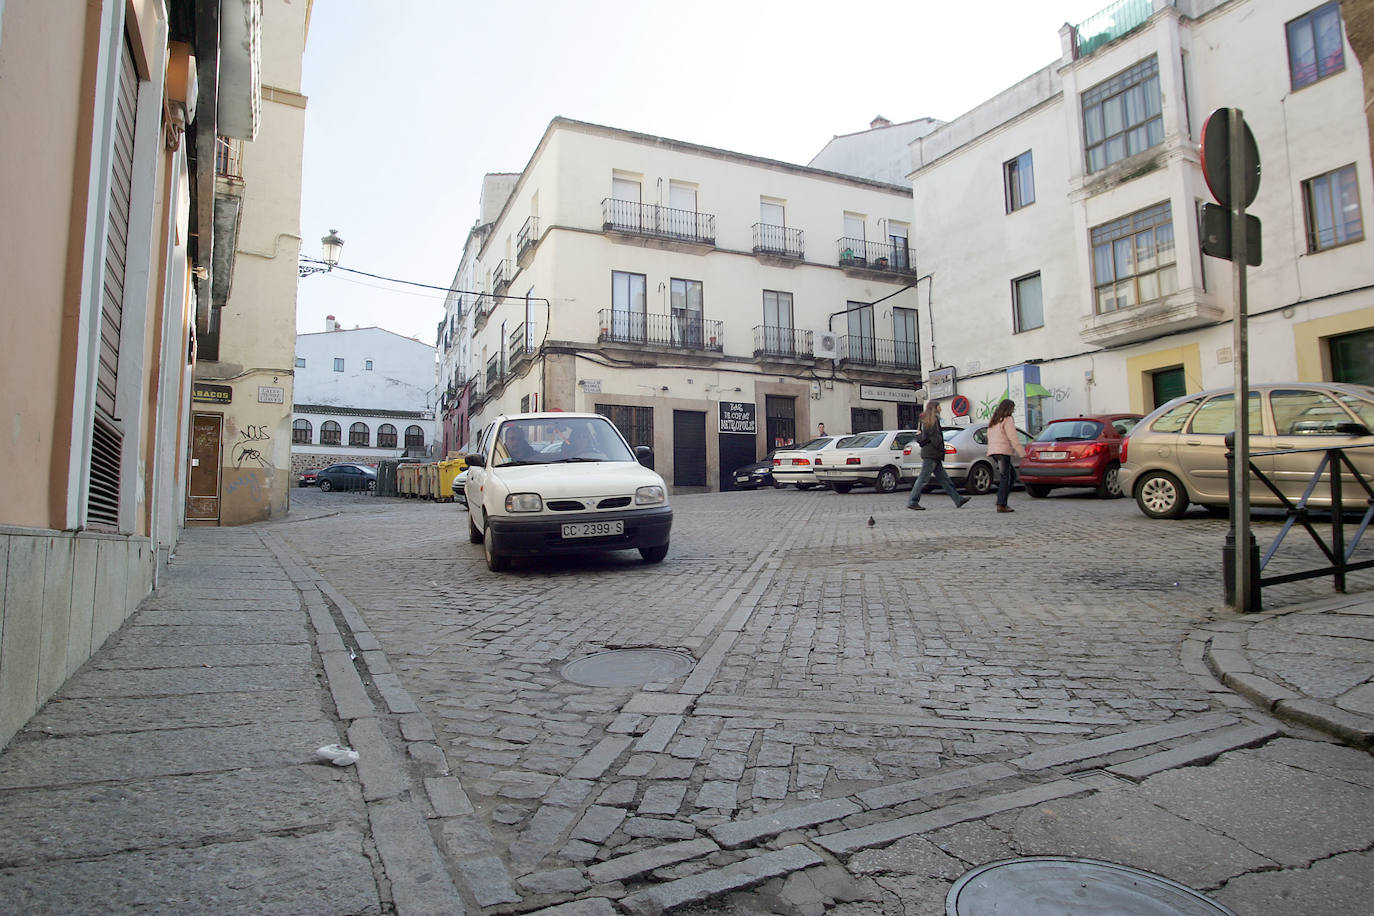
[{"x1": 1119, "y1": 382, "x2": 1374, "y2": 519}]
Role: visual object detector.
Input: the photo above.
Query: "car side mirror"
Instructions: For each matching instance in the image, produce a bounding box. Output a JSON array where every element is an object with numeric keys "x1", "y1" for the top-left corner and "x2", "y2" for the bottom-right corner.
[
  {"x1": 1336, "y1": 422, "x2": 1372, "y2": 437},
  {"x1": 465, "y1": 453, "x2": 486, "y2": 468},
  {"x1": 634, "y1": 445, "x2": 654, "y2": 468}
]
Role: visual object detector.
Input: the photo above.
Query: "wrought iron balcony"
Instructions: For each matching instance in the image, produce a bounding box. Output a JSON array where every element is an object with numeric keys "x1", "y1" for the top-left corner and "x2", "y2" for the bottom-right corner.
[
  {"x1": 472, "y1": 293, "x2": 491, "y2": 333},
  {"x1": 509, "y1": 322, "x2": 532, "y2": 366},
  {"x1": 493, "y1": 259, "x2": 513, "y2": 296},
  {"x1": 753, "y1": 326, "x2": 814, "y2": 359},
  {"x1": 836, "y1": 237, "x2": 917, "y2": 276},
  {"x1": 485, "y1": 353, "x2": 503, "y2": 389},
  {"x1": 752, "y1": 223, "x2": 804, "y2": 260},
  {"x1": 838, "y1": 335, "x2": 921, "y2": 372},
  {"x1": 597, "y1": 309, "x2": 724, "y2": 352},
  {"x1": 602, "y1": 198, "x2": 716, "y2": 245},
  {"x1": 517, "y1": 216, "x2": 539, "y2": 264},
  {"x1": 467, "y1": 374, "x2": 485, "y2": 413}
]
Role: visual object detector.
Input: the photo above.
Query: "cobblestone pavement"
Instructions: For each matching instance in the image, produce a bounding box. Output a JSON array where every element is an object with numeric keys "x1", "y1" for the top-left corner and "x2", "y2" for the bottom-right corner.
[{"x1": 271, "y1": 486, "x2": 1374, "y2": 914}]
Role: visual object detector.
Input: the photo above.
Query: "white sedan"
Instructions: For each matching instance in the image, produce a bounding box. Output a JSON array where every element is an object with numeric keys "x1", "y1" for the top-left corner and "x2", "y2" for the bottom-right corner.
[
  {"x1": 813, "y1": 429, "x2": 920, "y2": 494},
  {"x1": 464, "y1": 412, "x2": 672, "y2": 571},
  {"x1": 769, "y1": 436, "x2": 840, "y2": 489}
]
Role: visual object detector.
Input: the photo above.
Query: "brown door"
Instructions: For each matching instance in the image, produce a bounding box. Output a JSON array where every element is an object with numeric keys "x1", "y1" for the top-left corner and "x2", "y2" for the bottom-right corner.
[{"x1": 187, "y1": 412, "x2": 222, "y2": 524}]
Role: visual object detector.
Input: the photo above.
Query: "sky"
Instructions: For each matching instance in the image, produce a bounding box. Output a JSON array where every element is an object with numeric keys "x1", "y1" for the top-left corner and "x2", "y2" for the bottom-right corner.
[{"x1": 295, "y1": 0, "x2": 1114, "y2": 343}]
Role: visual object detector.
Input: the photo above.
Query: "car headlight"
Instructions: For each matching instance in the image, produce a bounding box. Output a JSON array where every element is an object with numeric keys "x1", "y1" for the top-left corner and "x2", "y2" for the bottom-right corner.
[
  {"x1": 505, "y1": 493, "x2": 543, "y2": 512},
  {"x1": 635, "y1": 485, "x2": 665, "y2": 506}
]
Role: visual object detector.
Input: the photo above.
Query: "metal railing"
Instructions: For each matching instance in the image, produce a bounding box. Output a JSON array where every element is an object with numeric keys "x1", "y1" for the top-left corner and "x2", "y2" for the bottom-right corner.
[
  {"x1": 752, "y1": 223, "x2": 804, "y2": 259},
  {"x1": 493, "y1": 260, "x2": 512, "y2": 295},
  {"x1": 602, "y1": 198, "x2": 716, "y2": 245},
  {"x1": 485, "y1": 353, "x2": 502, "y2": 389},
  {"x1": 597, "y1": 309, "x2": 724, "y2": 352},
  {"x1": 509, "y1": 323, "x2": 531, "y2": 365},
  {"x1": 214, "y1": 136, "x2": 243, "y2": 179},
  {"x1": 838, "y1": 334, "x2": 921, "y2": 371},
  {"x1": 517, "y1": 216, "x2": 539, "y2": 262},
  {"x1": 466, "y1": 374, "x2": 484, "y2": 413},
  {"x1": 1071, "y1": 0, "x2": 1157, "y2": 59},
  {"x1": 753, "y1": 326, "x2": 814, "y2": 358},
  {"x1": 836, "y1": 237, "x2": 916, "y2": 275},
  {"x1": 1225, "y1": 436, "x2": 1374, "y2": 606},
  {"x1": 472, "y1": 293, "x2": 491, "y2": 333}
]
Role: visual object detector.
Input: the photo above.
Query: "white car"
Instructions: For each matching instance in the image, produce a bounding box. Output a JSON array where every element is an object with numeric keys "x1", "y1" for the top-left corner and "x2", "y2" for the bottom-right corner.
[
  {"x1": 464, "y1": 412, "x2": 672, "y2": 571},
  {"x1": 813, "y1": 429, "x2": 920, "y2": 494},
  {"x1": 769, "y1": 436, "x2": 840, "y2": 489},
  {"x1": 451, "y1": 467, "x2": 469, "y2": 506}
]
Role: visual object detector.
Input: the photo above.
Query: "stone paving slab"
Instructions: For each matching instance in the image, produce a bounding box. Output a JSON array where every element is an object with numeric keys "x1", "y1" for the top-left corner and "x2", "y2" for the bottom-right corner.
[
  {"x1": 621, "y1": 844, "x2": 825, "y2": 915},
  {"x1": 47, "y1": 663, "x2": 315, "y2": 699},
  {"x1": 15, "y1": 690, "x2": 326, "y2": 735}
]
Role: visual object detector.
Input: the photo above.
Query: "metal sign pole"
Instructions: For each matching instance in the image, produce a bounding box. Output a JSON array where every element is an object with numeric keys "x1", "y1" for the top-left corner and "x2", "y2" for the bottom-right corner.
[{"x1": 1229, "y1": 109, "x2": 1253, "y2": 611}]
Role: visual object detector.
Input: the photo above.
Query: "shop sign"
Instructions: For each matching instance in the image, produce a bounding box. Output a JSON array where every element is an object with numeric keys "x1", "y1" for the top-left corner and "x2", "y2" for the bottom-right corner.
[
  {"x1": 926, "y1": 367, "x2": 956, "y2": 399},
  {"x1": 719, "y1": 401, "x2": 756, "y2": 433},
  {"x1": 192, "y1": 383, "x2": 232, "y2": 404},
  {"x1": 859, "y1": 385, "x2": 919, "y2": 403}
]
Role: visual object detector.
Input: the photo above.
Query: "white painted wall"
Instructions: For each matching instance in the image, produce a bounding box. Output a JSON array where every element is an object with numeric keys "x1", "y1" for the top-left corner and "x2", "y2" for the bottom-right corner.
[{"x1": 296, "y1": 326, "x2": 437, "y2": 409}]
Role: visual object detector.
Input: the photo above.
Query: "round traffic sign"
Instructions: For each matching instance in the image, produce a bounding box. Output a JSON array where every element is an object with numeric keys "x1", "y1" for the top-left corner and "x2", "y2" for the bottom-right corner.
[
  {"x1": 950, "y1": 395, "x2": 970, "y2": 418},
  {"x1": 1200, "y1": 108, "x2": 1260, "y2": 209}
]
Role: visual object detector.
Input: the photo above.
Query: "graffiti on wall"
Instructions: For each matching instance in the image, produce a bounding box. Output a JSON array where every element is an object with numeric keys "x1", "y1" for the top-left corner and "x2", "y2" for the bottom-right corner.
[{"x1": 233, "y1": 425, "x2": 271, "y2": 467}]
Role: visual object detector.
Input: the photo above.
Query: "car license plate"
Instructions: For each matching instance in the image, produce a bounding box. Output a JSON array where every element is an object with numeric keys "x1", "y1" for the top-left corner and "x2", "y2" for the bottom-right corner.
[
  {"x1": 735, "y1": 475, "x2": 749, "y2": 483},
  {"x1": 562, "y1": 520, "x2": 623, "y2": 539},
  {"x1": 1040, "y1": 451, "x2": 1067, "y2": 460}
]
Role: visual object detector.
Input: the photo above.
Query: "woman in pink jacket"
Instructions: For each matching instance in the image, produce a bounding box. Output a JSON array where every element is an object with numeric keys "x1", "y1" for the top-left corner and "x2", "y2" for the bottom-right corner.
[{"x1": 986, "y1": 399, "x2": 1025, "y2": 513}]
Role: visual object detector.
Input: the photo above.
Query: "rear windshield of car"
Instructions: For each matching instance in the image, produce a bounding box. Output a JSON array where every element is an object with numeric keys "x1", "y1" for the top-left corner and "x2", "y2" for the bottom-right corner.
[
  {"x1": 1034, "y1": 420, "x2": 1102, "y2": 442},
  {"x1": 792, "y1": 437, "x2": 831, "y2": 451},
  {"x1": 839, "y1": 432, "x2": 885, "y2": 448}
]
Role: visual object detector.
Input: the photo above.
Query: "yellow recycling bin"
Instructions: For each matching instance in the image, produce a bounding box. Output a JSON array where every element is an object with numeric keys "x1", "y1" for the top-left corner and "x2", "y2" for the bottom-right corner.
[{"x1": 437, "y1": 458, "x2": 466, "y2": 502}]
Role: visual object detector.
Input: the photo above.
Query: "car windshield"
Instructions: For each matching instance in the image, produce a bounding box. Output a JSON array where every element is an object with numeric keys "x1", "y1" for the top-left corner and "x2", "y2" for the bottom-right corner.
[
  {"x1": 839, "y1": 432, "x2": 885, "y2": 448},
  {"x1": 492, "y1": 417, "x2": 635, "y2": 467},
  {"x1": 1035, "y1": 420, "x2": 1103, "y2": 442}
]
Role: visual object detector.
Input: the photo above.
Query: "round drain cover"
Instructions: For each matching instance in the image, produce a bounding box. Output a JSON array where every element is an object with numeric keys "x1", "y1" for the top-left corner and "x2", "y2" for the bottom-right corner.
[
  {"x1": 947, "y1": 857, "x2": 1235, "y2": 916},
  {"x1": 560, "y1": 648, "x2": 695, "y2": 687}
]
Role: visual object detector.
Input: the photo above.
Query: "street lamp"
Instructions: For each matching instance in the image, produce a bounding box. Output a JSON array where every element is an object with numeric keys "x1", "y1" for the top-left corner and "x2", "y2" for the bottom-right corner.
[{"x1": 299, "y1": 229, "x2": 344, "y2": 277}]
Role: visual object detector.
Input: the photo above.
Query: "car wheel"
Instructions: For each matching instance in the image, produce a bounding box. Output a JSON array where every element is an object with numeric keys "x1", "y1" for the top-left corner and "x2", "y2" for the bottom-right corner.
[
  {"x1": 640, "y1": 543, "x2": 669, "y2": 563},
  {"x1": 366, "y1": 479, "x2": 377, "y2": 492},
  {"x1": 875, "y1": 467, "x2": 900, "y2": 493},
  {"x1": 832, "y1": 482, "x2": 854, "y2": 494},
  {"x1": 1026, "y1": 483, "x2": 1051, "y2": 498},
  {"x1": 1135, "y1": 470, "x2": 1189, "y2": 519},
  {"x1": 1095, "y1": 462, "x2": 1121, "y2": 499},
  {"x1": 967, "y1": 462, "x2": 994, "y2": 495},
  {"x1": 468, "y1": 511, "x2": 482, "y2": 544},
  {"x1": 318, "y1": 479, "x2": 333, "y2": 492},
  {"x1": 483, "y1": 524, "x2": 511, "y2": 572},
  {"x1": 772, "y1": 477, "x2": 785, "y2": 489}
]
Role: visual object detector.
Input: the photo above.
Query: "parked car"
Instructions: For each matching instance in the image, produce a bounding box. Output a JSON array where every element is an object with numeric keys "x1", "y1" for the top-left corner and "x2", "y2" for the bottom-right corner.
[
  {"x1": 315, "y1": 463, "x2": 377, "y2": 492},
  {"x1": 1120, "y1": 382, "x2": 1374, "y2": 519},
  {"x1": 770, "y1": 436, "x2": 840, "y2": 489},
  {"x1": 297, "y1": 468, "x2": 320, "y2": 487},
  {"x1": 899, "y1": 423, "x2": 1031, "y2": 494},
  {"x1": 731, "y1": 450, "x2": 784, "y2": 489},
  {"x1": 1019, "y1": 414, "x2": 1142, "y2": 499},
  {"x1": 451, "y1": 467, "x2": 469, "y2": 506},
  {"x1": 464, "y1": 412, "x2": 672, "y2": 571},
  {"x1": 813, "y1": 429, "x2": 920, "y2": 494}
]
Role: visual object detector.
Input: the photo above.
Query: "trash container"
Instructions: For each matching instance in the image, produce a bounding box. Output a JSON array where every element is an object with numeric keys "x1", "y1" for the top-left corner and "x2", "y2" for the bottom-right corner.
[
  {"x1": 436, "y1": 459, "x2": 465, "y2": 503},
  {"x1": 420, "y1": 463, "x2": 439, "y2": 500},
  {"x1": 397, "y1": 463, "x2": 417, "y2": 498}
]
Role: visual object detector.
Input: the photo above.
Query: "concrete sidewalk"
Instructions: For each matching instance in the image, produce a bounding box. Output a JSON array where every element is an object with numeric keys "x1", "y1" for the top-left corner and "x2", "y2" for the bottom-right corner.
[{"x1": 1, "y1": 524, "x2": 1371, "y2": 914}]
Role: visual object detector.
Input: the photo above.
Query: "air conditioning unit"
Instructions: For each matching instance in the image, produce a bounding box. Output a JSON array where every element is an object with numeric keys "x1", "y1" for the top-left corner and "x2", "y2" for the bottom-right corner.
[{"x1": 816, "y1": 332, "x2": 839, "y2": 358}]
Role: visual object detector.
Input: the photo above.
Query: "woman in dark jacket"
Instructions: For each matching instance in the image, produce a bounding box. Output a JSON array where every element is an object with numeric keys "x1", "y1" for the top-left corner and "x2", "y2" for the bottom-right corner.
[{"x1": 907, "y1": 401, "x2": 971, "y2": 510}]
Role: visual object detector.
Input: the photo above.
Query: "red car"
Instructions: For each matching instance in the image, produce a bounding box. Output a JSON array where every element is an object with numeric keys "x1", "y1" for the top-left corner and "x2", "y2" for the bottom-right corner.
[
  {"x1": 1020, "y1": 413, "x2": 1142, "y2": 499},
  {"x1": 297, "y1": 468, "x2": 320, "y2": 487}
]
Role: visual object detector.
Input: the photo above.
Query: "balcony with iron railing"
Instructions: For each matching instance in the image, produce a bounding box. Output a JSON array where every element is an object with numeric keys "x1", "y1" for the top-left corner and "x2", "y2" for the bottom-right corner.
[
  {"x1": 602, "y1": 199, "x2": 716, "y2": 246},
  {"x1": 836, "y1": 238, "x2": 917, "y2": 276},
  {"x1": 752, "y1": 326, "x2": 814, "y2": 360},
  {"x1": 485, "y1": 353, "x2": 503, "y2": 393},
  {"x1": 597, "y1": 309, "x2": 724, "y2": 353},
  {"x1": 517, "y1": 216, "x2": 540, "y2": 264},
  {"x1": 466, "y1": 373, "x2": 485, "y2": 413},
  {"x1": 214, "y1": 136, "x2": 243, "y2": 179},
  {"x1": 472, "y1": 293, "x2": 492, "y2": 333},
  {"x1": 493, "y1": 260, "x2": 513, "y2": 297},
  {"x1": 1070, "y1": 0, "x2": 1156, "y2": 59},
  {"x1": 752, "y1": 223, "x2": 805, "y2": 260},
  {"x1": 509, "y1": 323, "x2": 532, "y2": 367},
  {"x1": 838, "y1": 335, "x2": 921, "y2": 372}
]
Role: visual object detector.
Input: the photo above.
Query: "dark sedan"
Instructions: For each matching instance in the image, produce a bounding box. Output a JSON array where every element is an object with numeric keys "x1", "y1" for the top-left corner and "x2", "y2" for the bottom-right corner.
[
  {"x1": 731, "y1": 451, "x2": 782, "y2": 490},
  {"x1": 315, "y1": 463, "x2": 377, "y2": 492}
]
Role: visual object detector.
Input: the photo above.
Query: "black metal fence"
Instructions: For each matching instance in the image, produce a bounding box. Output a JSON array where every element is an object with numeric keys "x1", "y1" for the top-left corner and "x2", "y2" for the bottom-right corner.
[
  {"x1": 597, "y1": 309, "x2": 724, "y2": 352},
  {"x1": 839, "y1": 334, "x2": 921, "y2": 371},
  {"x1": 753, "y1": 325, "x2": 813, "y2": 358},
  {"x1": 1226, "y1": 438, "x2": 1374, "y2": 605},
  {"x1": 752, "y1": 223, "x2": 805, "y2": 259},
  {"x1": 602, "y1": 198, "x2": 716, "y2": 244},
  {"x1": 836, "y1": 237, "x2": 916, "y2": 275}
]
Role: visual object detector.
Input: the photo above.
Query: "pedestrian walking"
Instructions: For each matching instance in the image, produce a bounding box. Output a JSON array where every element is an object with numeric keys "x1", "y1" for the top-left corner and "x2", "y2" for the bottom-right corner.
[
  {"x1": 986, "y1": 398, "x2": 1025, "y2": 513},
  {"x1": 907, "y1": 401, "x2": 970, "y2": 510}
]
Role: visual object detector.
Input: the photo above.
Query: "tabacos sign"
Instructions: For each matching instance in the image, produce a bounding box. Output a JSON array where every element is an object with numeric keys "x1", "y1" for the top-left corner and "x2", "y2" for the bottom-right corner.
[
  {"x1": 719, "y1": 401, "x2": 756, "y2": 434},
  {"x1": 192, "y1": 383, "x2": 232, "y2": 404}
]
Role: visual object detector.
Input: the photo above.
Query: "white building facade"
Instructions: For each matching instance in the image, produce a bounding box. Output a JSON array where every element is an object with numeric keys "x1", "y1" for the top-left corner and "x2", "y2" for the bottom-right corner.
[
  {"x1": 906, "y1": 0, "x2": 1372, "y2": 430},
  {"x1": 451, "y1": 118, "x2": 928, "y2": 491},
  {"x1": 292, "y1": 321, "x2": 438, "y2": 472}
]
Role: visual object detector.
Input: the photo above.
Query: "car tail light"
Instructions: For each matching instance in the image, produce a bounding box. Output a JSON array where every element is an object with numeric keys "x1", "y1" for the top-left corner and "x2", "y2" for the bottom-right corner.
[
  {"x1": 772, "y1": 458, "x2": 781, "y2": 466},
  {"x1": 1121, "y1": 439, "x2": 1129, "y2": 463},
  {"x1": 846, "y1": 457, "x2": 861, "y2": 465},
  {"x1": 794, "y1": 458, "x2": 810, "y2": 466},
  {"x1": 902, "y1": 446, "x2": 913, "y2": 456},
  {"x1": 815, "y1": 457, "x2": 823, "y2": 466},
  {"x1": 1083, "y1": 442, "x2": 1106, "y2": 458},
  {"x1": 945, "y1": 445, "x2": 957, "y2": 455}
]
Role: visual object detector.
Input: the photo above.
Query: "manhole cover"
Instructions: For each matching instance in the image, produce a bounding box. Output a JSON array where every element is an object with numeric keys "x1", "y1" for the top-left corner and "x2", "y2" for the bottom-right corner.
[
  {"x1": 947, "y1": 857, "x2": 1235, "y2": 915},
  {"x1": 560, "y1": 649, "x2": 695, "y2": 687}
]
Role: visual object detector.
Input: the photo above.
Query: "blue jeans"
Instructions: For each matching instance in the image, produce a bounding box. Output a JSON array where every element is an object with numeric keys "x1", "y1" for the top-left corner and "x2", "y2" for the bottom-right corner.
[
  {"x1": 908, "y1": 459, "x2": 962, "y2": 506},
  {"x1": 994, "y1": 454, "x2": 1017, "y2": 506}
]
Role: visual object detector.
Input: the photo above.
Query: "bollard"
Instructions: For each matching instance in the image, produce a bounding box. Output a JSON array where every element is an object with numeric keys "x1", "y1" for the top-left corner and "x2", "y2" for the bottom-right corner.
[{"x1": 1223, "y1": 528, "x2": 1262, "y2": 610}]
